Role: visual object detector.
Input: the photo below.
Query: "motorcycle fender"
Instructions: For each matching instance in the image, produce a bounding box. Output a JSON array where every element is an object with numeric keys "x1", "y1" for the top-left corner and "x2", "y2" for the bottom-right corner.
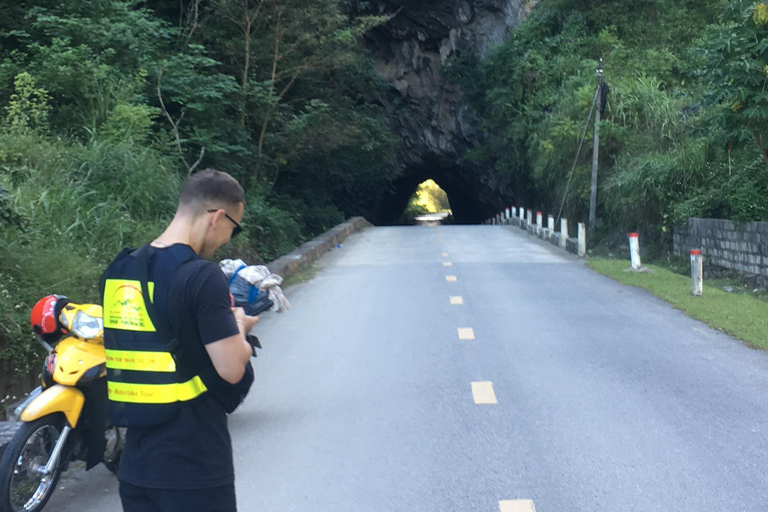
[{"x1": 20, "y1": 384, "x2": 85, "y2": 428}]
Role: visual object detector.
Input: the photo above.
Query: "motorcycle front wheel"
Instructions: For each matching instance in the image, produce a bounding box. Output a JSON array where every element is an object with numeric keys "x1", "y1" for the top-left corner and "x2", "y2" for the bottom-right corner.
[{"x1": 0, "y1": 416, "x2": 66, "y2": 512}]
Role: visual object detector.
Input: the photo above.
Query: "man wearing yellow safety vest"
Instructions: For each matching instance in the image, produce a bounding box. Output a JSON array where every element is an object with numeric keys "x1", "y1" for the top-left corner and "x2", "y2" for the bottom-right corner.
[{"x1": 100, "y1": 169, "x2": 259, "y2": 512}]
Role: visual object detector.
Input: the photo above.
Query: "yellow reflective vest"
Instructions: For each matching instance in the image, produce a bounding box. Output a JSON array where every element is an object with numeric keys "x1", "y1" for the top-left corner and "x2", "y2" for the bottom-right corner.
[{"x1": 101, "y1": 245, "x2": 207, "y2": 427}]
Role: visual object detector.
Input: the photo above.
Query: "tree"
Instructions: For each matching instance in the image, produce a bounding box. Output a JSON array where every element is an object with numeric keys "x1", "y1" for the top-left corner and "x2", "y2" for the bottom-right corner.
[{"x1": 699, "y1": 1, "x2": 768, "y2": 167}]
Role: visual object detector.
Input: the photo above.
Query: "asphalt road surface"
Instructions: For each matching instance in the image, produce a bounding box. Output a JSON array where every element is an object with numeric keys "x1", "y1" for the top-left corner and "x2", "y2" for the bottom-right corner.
[{"x1": 45, "y1": 225, "x2": 768, "y2": 511}]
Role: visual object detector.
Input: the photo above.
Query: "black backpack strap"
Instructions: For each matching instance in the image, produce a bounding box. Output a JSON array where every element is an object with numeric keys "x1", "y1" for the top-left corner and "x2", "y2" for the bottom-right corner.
[{"x1": 135, "y1": 245, "x2": 179, "y2": 354}]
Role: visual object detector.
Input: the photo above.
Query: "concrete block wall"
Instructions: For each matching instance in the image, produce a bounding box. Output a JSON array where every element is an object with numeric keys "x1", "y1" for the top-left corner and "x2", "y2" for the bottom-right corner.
[{"x1": 673, "y1": 218, "x2": 768, "y2": 276}]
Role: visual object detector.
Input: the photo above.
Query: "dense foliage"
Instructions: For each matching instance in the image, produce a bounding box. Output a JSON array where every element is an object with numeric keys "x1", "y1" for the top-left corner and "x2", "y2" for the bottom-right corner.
[
  {"x1": 451, "y1": 0, "x2": 768, "y2": 253},
  {"x1": 4, "y1": 0, "x2": 768, "y2": 390},
  {"x1": 0, "y1": 0, "x2": 398, "y2": 389}
]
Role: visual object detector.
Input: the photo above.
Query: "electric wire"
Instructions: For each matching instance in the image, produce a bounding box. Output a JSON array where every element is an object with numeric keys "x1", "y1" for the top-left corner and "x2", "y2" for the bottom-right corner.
[{"x1": 555, "y1": 86, "x2": 600, "y2": 226}]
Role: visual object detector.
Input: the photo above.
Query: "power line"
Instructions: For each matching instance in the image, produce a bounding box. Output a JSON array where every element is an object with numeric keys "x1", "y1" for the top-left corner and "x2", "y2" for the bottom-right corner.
[{"x1": 555, "y1": 82, "x2": 599, "y2": 226}]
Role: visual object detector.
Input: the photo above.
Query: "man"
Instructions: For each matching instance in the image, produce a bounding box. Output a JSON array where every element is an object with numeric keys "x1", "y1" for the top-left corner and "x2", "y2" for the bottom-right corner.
[{"x1": 100, "y1": 169, "x2": 259, "y2": 512}]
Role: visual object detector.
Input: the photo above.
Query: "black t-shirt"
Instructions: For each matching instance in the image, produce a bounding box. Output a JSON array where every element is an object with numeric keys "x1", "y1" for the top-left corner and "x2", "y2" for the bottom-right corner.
[{"x1": 117, "y1": 244, "x2": 241, "y2": 489}]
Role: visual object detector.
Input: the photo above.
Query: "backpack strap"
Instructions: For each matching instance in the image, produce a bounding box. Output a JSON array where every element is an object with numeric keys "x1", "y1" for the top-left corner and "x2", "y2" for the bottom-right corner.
[
  {"x1": 227, "y1": 265, "x2": 247, "y2": 286},
  {"x1": 228, "y1": 265, "x2": 260, "y2": 303},
  {"x1": 135, "y1": 245, "x2": 196, "y2": 354}
]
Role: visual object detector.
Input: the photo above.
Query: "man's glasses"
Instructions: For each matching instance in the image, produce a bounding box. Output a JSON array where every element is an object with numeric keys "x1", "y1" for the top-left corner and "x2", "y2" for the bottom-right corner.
[{"x1": 207, "y1": 209, "x2": 243, "y2": 239}]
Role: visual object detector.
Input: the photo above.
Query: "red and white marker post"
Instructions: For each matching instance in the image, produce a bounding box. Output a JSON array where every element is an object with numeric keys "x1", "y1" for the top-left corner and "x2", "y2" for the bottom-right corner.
[
  {"x1": 629, "y1": 233, "x2": 641, "y2": 269},
  {"x1": 691, "y1": 250, "x2": 703, "y2": 296}
]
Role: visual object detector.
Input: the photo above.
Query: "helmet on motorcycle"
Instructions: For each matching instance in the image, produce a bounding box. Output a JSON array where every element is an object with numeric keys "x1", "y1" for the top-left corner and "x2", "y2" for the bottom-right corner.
[{"x1": 30, "y1": 294, "x2": 69, "y2": 343}]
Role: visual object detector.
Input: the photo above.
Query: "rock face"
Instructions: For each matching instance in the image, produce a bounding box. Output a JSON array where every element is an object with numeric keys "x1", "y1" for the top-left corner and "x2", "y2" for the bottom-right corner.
[{"x1": 365, "y1": 0, "x2": 538, "y2": 224}]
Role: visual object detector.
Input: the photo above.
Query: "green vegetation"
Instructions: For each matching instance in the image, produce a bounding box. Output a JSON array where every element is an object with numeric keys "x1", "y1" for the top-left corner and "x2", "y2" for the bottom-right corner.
[
  {"x1": 5, "y1": 0, "x2": 768, "y2": 385},
  {"x1": 400, "y1": 180, "x2": 452, "y2": 222},
  {"x1": 454, "y1": 0, "x2": 768, "y2": 253},
  {"x1": 587, "y1": 258, "x2": 768, "y2": 349},
  {"x1": 0, "y1": 0, "x2": 399, "y2": 386}
]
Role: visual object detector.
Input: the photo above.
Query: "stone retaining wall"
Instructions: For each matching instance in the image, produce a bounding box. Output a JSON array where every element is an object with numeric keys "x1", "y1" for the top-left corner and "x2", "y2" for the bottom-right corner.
[
  {"x1": 267, "y1": 217, "x2": 370, "y2": 276},
  {"x1": 673, "y1": 218, "x2": 768, "y2": 275}
]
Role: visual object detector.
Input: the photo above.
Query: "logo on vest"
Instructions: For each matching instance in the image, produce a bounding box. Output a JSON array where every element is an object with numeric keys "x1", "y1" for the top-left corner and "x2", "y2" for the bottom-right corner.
[{"x1": 103, "y1": 280, "x2": 156, "y2": 332}]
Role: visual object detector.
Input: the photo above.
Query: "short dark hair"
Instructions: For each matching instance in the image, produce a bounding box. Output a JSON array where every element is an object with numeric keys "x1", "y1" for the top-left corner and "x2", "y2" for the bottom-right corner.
[{"x1": 178, "y1": 169, "x2": 244, "y2": 213}]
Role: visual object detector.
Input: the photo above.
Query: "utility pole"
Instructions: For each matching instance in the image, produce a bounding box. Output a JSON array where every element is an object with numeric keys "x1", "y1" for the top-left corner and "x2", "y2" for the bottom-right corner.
[{"x1": 588, "y1": 58, "x2": 603, "y2": 229}]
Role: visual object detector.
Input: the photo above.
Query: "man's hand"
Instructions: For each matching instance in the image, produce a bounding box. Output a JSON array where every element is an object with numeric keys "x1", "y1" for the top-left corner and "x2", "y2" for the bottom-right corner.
[
  {"x1": 233, "y1": 307, "x2": 259, "y2": 334},
  {"x1": 205, "y1": 308, "x2": 260, "y2": 384}
]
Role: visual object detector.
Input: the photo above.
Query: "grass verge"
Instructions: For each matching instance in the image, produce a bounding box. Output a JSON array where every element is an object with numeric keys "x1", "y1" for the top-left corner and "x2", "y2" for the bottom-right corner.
[
  {"x1": 281, "y1": 263, "x2": 321, "y2": 288},
  {"x1": 587, "y1": 258, "x2": 768, "y2": 350}
]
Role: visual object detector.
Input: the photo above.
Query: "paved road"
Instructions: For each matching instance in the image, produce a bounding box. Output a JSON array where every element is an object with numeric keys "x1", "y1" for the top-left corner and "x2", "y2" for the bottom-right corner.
[{"x1": 45, "y1": 225, "x2": 768, "y2": 511}]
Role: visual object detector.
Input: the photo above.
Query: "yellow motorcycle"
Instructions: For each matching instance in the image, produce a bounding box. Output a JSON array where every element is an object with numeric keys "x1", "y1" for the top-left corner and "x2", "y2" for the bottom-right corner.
[{"x1": 0, "y1": 295, "x2": 123, "y2": 512}]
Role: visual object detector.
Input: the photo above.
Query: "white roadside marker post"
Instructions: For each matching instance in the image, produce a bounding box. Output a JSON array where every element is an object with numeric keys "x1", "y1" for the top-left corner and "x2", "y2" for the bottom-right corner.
[
  {"x1": 536, "y1": 211, "x2": 543, "y2": 229},
  {"x1": 505, "y1": 208, "x2": 510, "y2": 221},
  {"x1": 560, "y1": 218, "x2": 568, "y2": 249},
  {"x1": 691, "y1": 250, "x2": 703, "y2": 297},
  {"x1": 629, "y1": 232, "x2": 641, "y2": 269},
  {"x1": 548, "y1": 215, "x2": 555, "y2": 232},
  {"x1": 527, "y1": 209, "x2": 533, "y2": 225},
  {"x1": 578, "y1": 223, "x2": 586, "y2": 256}
]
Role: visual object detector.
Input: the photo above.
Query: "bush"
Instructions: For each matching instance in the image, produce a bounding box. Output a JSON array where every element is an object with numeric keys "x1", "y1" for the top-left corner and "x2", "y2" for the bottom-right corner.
[{"x1": 0, "y1": 130, "x2": 179, "y2": 380}]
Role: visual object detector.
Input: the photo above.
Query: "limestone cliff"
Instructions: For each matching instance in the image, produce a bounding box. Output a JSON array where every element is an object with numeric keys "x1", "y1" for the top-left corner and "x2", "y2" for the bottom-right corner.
[{"x1": 365, "y1": 0, "x2": 538, "y2": 223}]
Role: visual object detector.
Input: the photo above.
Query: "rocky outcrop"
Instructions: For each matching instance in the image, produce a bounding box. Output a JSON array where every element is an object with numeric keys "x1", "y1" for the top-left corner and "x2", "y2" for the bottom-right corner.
[{"x1": 365, "y1": 0, "x2": 538, "y2": 223}]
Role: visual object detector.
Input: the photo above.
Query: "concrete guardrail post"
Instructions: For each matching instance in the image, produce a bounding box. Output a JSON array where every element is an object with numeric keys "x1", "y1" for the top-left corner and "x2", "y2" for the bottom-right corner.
[
  {"x1": 629, "y1": 233, "x2": 641, "y2": 269},
  {"x1": 691, "y1": 250, "x2": 703, "y2": 296},
  {"x1": 527, "y1": 209, "x2": 533, "y2": 225},
  {"x1": 505, "y1": 208, "x2": 510, "y2": 220},
  {"x1": 536, "y1": 211, "x2": 543, "y2": 229},
  {"x1": 578, "y1": 222, "x2": 586, "y2": 257},
  {"x1": 548, "y1": 215, "x2": 554, "y2": 232},
  {"x1": 560, "y1": 218, "x2": 568, "y2": 248}
]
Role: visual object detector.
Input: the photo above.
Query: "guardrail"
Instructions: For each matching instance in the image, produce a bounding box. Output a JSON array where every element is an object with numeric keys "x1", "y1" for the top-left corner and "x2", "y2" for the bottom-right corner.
[{"x1": 484, "y1": 206, "x2": 586, "y2": 257}]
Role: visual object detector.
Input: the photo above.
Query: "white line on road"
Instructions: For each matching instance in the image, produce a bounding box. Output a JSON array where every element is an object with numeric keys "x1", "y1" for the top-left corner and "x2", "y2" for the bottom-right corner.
[
  {"x1": 443, "y1": 262, "x2": 453, "y2": 267},
  {"x1": 458, "y1": 327, "x2": 475, "y2": 340},
  {"x1": 446, "y1": 275, "x2": 457, "y2": 282},
  {"x1": 450, "y1": 296, "x2": 463, "y2": 305},
  {"x1": 499, "y1": 500, "x2": 536, "y2": 512},
  {"x1": 471, "y1": 382, "x2": 498, "y2": 404}
]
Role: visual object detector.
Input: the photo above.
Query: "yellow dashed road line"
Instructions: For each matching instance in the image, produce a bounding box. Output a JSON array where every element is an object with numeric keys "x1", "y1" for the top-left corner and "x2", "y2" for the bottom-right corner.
[
  {"x1": 446, "y1": 275, "x2": 457, "y2": 282},
  {"x1": 458, "y1": 327, "x2": 475, "y2": 340},
  {"x1": 499, "y1": 500, "x2": 536, "y2": 512},
  {"x1": 450, "y1": 296, "x2": 463, "y2": 305},
  {"x1": 471, "y1": 381, "x2": 498, "y2": 404}
]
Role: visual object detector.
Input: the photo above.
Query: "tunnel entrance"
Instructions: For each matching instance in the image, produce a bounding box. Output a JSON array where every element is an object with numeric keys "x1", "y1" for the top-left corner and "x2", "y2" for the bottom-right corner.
[
  {"x1": 369, "y1": 165, "x2": 504, "y2": 225},
  {"x1": 400, "y1": 179, "x2": 452, "y2": 225}
]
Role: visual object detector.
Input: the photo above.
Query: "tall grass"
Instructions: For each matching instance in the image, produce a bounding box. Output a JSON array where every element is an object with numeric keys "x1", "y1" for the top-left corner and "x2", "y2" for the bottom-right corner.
[{"x1": 0, "y1": 130, "x2": 180, "y2": 385}]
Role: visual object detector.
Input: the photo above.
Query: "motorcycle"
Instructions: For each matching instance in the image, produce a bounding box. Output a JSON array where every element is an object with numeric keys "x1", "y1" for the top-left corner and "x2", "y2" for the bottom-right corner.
[{"x1": 0, "y1": 296, "x2": 124, "y2": 512}]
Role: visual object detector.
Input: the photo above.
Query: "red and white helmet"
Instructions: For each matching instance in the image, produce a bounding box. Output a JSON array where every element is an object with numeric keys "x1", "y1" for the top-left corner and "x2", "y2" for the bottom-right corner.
[{"x1": 30, "y1": 294, "x2": 69, "y2": 343}]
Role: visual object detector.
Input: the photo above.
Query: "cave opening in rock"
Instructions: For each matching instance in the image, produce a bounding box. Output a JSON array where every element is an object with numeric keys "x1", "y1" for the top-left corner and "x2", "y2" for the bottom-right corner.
[
  {"x1": 401, "y1": 179, "x2": 453, "y2": 224},
  {"x1": 370, "y1": 165, "x2": 501, "y2": 226}
]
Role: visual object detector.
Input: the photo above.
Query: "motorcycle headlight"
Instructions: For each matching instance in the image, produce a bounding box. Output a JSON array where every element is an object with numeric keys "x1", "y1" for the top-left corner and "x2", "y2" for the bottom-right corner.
[{"x1": 71, "y1": 311, "x2": 103, "y2": 339}]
